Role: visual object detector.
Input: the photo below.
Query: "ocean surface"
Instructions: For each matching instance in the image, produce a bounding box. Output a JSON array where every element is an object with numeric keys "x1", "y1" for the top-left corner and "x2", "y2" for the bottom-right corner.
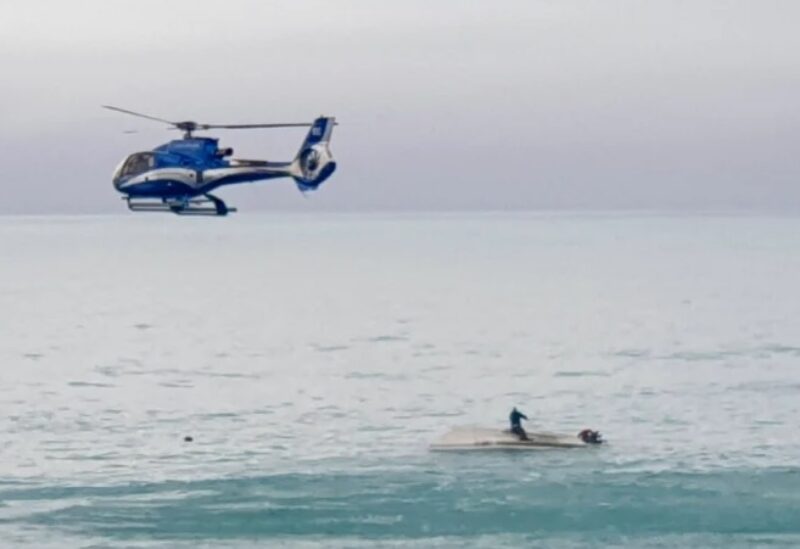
[{"x1": 1, "y1": 212, "x2": 799, "y2": 547}]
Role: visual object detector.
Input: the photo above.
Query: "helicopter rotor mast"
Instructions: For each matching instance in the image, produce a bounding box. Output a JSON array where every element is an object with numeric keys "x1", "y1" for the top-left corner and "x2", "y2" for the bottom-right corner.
[{"x1": 102, "y1": 105, "x2": 312, "y2": 139}]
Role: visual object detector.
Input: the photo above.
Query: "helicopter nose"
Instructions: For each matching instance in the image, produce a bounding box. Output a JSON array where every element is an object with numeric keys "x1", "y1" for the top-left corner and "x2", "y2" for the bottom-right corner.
[
  {"x1": 112, "y1": 173, "x2": 129, "y2": 193},
  {"x1": 112, "y1": 160, "x2": 126, "y2": 191}
]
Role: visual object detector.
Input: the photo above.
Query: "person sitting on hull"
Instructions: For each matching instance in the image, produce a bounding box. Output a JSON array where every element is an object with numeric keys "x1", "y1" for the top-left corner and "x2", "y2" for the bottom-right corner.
[{"x1": 509, "y1": 407, "x2": 529, "y2": 441}]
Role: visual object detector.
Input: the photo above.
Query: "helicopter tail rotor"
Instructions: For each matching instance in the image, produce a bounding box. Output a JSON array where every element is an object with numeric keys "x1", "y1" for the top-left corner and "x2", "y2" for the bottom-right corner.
[{"x1": 291, "y1": 116, "x2": 337, "y2": 192}]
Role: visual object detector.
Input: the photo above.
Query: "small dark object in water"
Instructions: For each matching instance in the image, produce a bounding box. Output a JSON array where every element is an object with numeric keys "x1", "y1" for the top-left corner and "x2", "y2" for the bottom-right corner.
[
  {"x1": 184, "y1": 436, "x2": 193, "y2": 442},
  {"x1": 578, "y1": 429, "x2": 603, "y2": 444}
]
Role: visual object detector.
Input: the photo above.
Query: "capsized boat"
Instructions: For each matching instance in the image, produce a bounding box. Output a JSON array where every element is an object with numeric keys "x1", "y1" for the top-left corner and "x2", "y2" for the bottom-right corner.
[{"x1": 430, "y1": 425, "x2": 604, "y2": 451}]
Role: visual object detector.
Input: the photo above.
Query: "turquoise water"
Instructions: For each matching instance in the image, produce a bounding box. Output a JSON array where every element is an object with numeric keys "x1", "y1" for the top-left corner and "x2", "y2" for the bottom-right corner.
[{"x1": 1, "y1": 213, "x2": 799, "y2": 547}]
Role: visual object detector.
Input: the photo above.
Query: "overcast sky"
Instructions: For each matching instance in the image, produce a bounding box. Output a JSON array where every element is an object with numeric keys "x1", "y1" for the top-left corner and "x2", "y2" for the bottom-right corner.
[{"x1": 1, "y1": 0, "x2": 798, "y2": 214}]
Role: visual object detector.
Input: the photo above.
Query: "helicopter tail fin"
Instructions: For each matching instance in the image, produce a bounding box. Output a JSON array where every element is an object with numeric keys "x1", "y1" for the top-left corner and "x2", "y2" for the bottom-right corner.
[{"x1": 291, "y1": 116, "x2": 337, "y2": 192}]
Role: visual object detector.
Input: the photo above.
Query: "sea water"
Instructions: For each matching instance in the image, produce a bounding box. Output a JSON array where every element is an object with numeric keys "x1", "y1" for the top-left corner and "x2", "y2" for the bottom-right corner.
[{"x1": 1, "y1": 212, "x2": 799, "y2": 547}]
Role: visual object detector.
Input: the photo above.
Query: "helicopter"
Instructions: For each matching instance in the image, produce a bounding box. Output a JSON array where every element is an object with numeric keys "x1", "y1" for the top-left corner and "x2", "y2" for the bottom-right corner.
[{"x1": 103, "y1": 105, "x2": 337, "y2": 216}]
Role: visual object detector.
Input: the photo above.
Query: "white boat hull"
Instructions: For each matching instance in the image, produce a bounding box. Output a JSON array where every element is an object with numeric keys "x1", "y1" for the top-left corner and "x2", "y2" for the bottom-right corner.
[{"x1": 430, "y1": 426, "x2": 594, "y2": 451}]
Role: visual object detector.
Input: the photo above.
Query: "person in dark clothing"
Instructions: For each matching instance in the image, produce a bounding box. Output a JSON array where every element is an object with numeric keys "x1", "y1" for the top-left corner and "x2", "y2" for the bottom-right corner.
[{"x1": 509, "y1": 407, "x2": 529, "y2": 440}]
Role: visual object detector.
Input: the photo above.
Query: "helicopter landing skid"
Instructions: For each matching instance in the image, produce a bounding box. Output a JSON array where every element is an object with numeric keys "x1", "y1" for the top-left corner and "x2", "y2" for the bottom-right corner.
[{"x1": 125, "y1": 195, "x2": 236, "y2": 216}]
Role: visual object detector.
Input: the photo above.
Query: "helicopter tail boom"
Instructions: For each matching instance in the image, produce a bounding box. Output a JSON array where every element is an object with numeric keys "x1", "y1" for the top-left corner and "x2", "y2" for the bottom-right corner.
[{"x1": 291, "y1": 116, "x2": 337, "y2": 192}]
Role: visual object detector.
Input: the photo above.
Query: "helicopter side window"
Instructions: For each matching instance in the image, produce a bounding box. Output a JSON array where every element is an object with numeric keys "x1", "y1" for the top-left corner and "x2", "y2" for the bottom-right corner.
[{"x1": 120, "y1": 153, "x2": 155, "y2": 177}]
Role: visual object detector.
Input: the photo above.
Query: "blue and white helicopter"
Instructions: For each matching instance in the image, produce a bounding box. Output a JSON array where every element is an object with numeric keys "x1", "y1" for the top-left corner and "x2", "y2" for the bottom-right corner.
[{"x1": 104, "y1": 105, "x2": 337, "y2": 216}]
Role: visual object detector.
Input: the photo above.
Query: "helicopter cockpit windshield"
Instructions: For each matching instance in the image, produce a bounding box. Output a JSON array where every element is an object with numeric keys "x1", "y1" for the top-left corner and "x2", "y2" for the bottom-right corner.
[{"x1": 116, "y1": 153, "x2": 156, "y2": 180}]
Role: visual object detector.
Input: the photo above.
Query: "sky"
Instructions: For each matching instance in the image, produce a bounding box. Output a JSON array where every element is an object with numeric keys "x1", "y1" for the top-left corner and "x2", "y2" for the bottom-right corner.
[{"x1": 0, "y1": 0, "x2": 798, "y2": 214}]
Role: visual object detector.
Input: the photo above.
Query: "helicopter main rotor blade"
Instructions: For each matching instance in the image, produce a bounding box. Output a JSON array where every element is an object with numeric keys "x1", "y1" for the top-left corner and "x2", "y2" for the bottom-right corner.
[
  {"x1": 102, "y1": 105, "x2": 177, "y2": 126},
  {"x1": 103, "y1": 105, "x2": 336, "y2": 136},
  {"x1": 200, "y1": 123, "x2": 312, "y2": 130}
]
